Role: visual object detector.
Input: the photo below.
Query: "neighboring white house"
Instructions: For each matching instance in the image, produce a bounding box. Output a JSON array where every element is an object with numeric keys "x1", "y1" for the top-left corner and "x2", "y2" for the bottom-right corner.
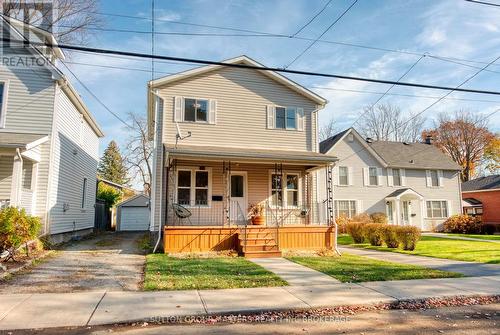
[
  {"x1": 318, "y1": 128, "x2": 462, "y2": 231},
  {"x1": 0, "y1": 17, "x2": 104, "y2": 242}
]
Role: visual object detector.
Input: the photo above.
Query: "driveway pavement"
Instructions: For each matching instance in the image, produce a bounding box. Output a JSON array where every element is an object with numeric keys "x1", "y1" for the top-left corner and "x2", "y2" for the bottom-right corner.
[
  {"x1": 0, "y1": 232, "x2": 146, "y2": 294},
  {"x1": 339, "y1": 246, "x2": 500, "y2": 277}
]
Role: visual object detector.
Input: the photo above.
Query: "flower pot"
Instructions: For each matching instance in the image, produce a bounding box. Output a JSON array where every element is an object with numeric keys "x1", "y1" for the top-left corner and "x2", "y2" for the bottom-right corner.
[{"x1": 252, "y1": 216, "x2": 265, "y2": 225}]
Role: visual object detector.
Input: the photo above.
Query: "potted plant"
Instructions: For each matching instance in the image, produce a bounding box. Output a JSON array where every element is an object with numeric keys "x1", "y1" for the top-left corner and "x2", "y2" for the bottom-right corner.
[{"x1": 248, "y1": 203, "x2": 265, "y2": 225}]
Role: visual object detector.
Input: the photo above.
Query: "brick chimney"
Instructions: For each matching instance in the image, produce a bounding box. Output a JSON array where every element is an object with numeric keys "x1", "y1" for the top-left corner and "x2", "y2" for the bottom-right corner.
[{"x1": 425, "y1": 135, "x2": 433, "y2": 145}]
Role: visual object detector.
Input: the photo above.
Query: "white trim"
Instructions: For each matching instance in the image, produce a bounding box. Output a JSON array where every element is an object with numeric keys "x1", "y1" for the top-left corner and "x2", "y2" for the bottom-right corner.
[
  {"x1": 425, "y1": 199, "x2": 449, "y2": 219},
  {"x1": 337, "y1": 166, "x2": 348, "y2": 186},
  {"x1": 268, "y1": 170, "x2": 302, "y2": 208},
  {"x1": 387, "y1": 168, "x2": 393, "y2": 187},
  {"x1": 462, "y1": 188, "x2": 500, "y2": 193},
  {"x1": 175, "y1": 166, "x2": 213, "y2": 207},
  {"x1": 229, "y1": 171, "x2": 248, "y2": 220},
  {"x1": 0, "y1": 80, "x2": 10, "y2": 128},
  {"x1": 177, "y1": 96, "x2": 211, "y2": 124}
]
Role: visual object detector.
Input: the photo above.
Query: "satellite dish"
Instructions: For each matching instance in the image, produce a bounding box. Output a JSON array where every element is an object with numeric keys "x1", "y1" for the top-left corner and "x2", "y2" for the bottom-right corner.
[{"x1": 175, "y1": 122, "x2": 192, "y2": 147}]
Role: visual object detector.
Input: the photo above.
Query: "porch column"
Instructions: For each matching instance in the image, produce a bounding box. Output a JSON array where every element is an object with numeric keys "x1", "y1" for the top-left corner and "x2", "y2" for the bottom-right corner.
[
  {"x1": 395, "y1": 199, "x2": 401, "y2": 226},
  {"x1": 420, "y1": 199, "x2": 425, "y2": 230},
  {"x1": 9, "y1": 150, "x2": 23, "y2": 207}
]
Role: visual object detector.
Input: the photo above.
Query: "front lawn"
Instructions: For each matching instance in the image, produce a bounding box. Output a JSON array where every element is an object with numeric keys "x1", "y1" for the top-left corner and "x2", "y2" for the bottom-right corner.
[
  {"x1": 144, "y1": 254, "x2": 287, "y2": 290},
  {"x1": 444, "y1": 233, "x2": 500, "y2": 241},
  {"x1": 288, "y1": 253, "x2": 462, "y2": 283},
  {"x1": 338, "y1": 234, "x2": 500, "y2": 264}
]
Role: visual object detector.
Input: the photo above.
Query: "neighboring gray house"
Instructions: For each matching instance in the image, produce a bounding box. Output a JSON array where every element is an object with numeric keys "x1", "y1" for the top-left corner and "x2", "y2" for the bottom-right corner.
[
  {"x1": 318, "y1": 128, "x2": 462, "y2": 231},
  {"x1": 0, "y1": 17, "x2": 104, "y2": 242}
]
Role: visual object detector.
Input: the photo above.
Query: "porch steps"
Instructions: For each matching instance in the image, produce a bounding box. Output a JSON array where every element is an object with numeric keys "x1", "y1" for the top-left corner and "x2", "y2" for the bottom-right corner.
[{"x1": 238, "y1": 227, "x2": 282, "y2": 258}]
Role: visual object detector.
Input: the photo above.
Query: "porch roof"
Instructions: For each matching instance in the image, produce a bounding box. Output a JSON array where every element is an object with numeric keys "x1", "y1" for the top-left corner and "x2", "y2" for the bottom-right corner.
[
  {"x1": 0, "y1": 132, "x2": 48, "y2": 149},
  {"x1": 385, "y1": 187, "x2": 423, "y2": 200},
  {"x1": 165, "y1": 144, "x2": 337, "y2": 166}
]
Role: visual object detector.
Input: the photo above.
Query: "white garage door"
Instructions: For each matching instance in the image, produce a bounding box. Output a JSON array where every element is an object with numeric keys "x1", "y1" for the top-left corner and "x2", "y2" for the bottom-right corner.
[{"x1": 120, "y1": 207, "x2": 150, "y2": 231}]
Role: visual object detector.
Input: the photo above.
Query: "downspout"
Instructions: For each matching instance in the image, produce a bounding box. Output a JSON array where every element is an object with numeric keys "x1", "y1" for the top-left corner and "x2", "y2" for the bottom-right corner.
[
  {"x1": 151, "y1": 89, "x2": 164, "y2": 253},
  {"x1": 153, "y1": 147, "x2": 166, "y2": 253}
]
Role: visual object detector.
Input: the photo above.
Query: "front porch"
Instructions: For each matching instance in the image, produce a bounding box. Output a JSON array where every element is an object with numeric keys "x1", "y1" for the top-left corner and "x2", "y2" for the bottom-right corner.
[
  {"x1": 0, "y1": 132, "x2": 48, "y2": 214},
  {"x1": 161, "y1": 145, "x2": 337, "y2": 256}
]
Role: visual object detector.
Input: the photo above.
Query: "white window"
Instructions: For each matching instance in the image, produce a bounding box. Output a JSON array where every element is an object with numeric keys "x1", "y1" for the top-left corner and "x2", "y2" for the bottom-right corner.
[
  {"x1": 267, "y1": 105, "x2": 304, "y2": 131},
  {"x1": 426, "y1": 170, "x2": 442, "y2": 187},
  {"x1": 430, "y1": 170, "x2": 439, "y2": 187},
  {"x1": 335, "y1": 200, "x2": 356, "y2": 218},
  {"x1": 81, "y1": 178, "x2": 87, "y2": 208},
  {"x1": 0, "y1": 81, "x2": 8, "y2": 128},
  {"x1": 392, "y1": 169, "x2": 401, "y2": 186},
  {"x1": 386, "y1": 201, "x2": 393, "y2": 222},
  {"x1": 426, "y1": 200, "x2": 448, "y2": 218},
  {"x1": 270, "y1": 172, "x2": 300, "y2": 207},
  {"x1": 338, "y1": 166, "x2": 349, "y2": 186},
  {"x1": 176, "y1": 169, "x2": 211, "y2": 206},
  {"x1": 184, "y1": 98, "x2": 208, "y2": 122},
  {"x1": 369, "y1": 167, "x2": 378, "y2": 186}
]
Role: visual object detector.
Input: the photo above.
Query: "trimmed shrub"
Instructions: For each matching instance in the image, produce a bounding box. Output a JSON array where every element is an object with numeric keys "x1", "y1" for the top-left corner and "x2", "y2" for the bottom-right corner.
[
  {"x1": 0, "y1": 207, "x2": 41, "y2": 260},
  {"x1": 335, "y1": 214, "x2": 351, "y2": 234},
  {"x1": 395, "y1": 226, "x2": 421, "y2": 251},
  {"x1": 370, "y1": 212, "x2": 388, "y2": 224},
  {"x1": 364, "y1": 223, "x2": 385, "y2": 246},
  {"x1": 351, "y1": 213, "x2": 372, "y2": 225},
  {"x1": 346, "y1": 222, "x2": 365, "y2": 244},
  {"x1": 443, "y1": 215, "x2": 481, "y2": 234},
  {"x1": 382, "y1": 225, "x2": 399, "y2": 248}
]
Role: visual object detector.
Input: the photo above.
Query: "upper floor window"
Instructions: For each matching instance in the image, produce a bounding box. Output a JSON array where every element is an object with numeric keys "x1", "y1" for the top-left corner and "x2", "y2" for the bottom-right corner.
[
  {"x1": 0, "y1": 81, "x2": 8, "y2": 128},
  {"x1": 426, "y1": 170, "x2": 442, "y2": 187},
  {"x1": 174, "y1": 96, "x2": 216, "y2": 124},
  {"x1": 267, "y1": 105, "x2": 304, "y2": 131},
  {"x1": 338, "y1": 166, "x2": 348, "y2": 186},
  {"x1": 369, "y1": 167, "x2": 378, "y2": 186},
  {"x1": 393, "y1": 169, "x2": 401, "y2": 186},
  {"x1": 184, "y1": 98, "x2": 208, "y2": 122}
]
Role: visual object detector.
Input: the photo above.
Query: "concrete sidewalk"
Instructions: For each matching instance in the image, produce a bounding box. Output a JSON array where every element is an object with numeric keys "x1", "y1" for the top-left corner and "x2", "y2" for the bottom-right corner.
[
  {"x1": 1, "y1": 275, "x2": 499, "y2": 331},
  {"x1": 423, "y1": 233, "x2": 500, "y2": 243},
  {"x1": 339, "y1": 246, "x2": 500, "y2": 277},
  {"x1": 250, "y1": 257, "x2": 341, "y2": 285}
]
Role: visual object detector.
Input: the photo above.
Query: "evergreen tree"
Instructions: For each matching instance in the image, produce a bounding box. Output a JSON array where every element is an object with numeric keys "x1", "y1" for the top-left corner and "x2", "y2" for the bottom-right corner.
[{"x1": 97, "y1": 141, "x2": 129, "y2": 185}]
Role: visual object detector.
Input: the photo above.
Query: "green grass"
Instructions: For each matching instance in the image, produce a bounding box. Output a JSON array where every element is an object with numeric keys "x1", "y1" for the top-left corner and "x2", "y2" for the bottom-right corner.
[
  {"x1": 143, "y1": 254, "x2": 287, "y2": 290},
  {"x1": 338, "y1": 234, "x2": 500, "y2": 264},
  {"x1": 443, "y1": 233, "x2": 500, "y2": 241},
  {"x1": 288, "y1": 253, "x2": 462, "y2": 283}
]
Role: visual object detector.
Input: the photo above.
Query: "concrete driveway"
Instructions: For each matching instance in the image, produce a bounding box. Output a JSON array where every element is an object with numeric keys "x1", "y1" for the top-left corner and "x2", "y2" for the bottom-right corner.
[{"x1": 0, "y1": 232, "x2": 146, "y2": 293}]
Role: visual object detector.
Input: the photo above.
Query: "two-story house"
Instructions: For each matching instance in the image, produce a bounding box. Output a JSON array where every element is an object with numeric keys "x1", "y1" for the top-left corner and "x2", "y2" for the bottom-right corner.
[
  {"x1": 318, "y1": 128, "x2": 462, "y2": 231},
  {"x1": 147, "y1": 56, "x2": 337, "y2": 257},
  {"x1": 0, "y1": 17, "x2": 103, "y2": 243}
]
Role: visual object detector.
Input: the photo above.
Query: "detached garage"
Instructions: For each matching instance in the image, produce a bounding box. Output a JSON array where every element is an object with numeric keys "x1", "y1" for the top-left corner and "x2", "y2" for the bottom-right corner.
[{"x1": 116, "y1": 194, "x2": 150, "y2": 231}]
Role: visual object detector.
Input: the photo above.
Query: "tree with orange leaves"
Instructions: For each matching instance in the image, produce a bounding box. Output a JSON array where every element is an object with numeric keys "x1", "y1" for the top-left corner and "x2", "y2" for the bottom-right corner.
[{"x1": 422, "y1": 110, "x2": 495, "y2": 182}]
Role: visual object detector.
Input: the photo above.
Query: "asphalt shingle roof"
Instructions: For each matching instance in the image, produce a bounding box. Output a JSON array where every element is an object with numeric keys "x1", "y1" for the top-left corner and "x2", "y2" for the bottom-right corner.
[
  {"x1": 319, "y1": 129, "x2": 348, "y2": 154},
  {"x1": 462, "y1": 175, "x2": 500, "y2": 192}
]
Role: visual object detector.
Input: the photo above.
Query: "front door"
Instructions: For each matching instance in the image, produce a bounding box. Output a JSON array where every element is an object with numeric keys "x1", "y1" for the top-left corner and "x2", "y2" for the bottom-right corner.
[
  {"x1": 230, "y1": 172, "x2": 247, "y2": 224},
  {"x1": 402, "y1": 201, "x2": 410, "y2": 225}
]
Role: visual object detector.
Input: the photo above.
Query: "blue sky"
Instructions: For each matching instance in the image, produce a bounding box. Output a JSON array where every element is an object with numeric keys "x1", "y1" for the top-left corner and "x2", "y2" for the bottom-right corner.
[{"x1": 62, "y1": 0, "x2": 500, "y2": 154}]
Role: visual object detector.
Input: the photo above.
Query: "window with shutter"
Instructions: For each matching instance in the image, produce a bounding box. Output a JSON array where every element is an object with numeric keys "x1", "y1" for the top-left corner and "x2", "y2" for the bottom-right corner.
[
  {"x1": 0, "y1": 81, "x2": 8, "y2": 128},
  {"x1": 270, "y1": 105, "x2": 302, "y2": 131}
]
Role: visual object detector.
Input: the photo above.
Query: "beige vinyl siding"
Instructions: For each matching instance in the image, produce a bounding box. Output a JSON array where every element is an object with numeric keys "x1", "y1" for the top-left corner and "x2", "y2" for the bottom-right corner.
[
  {"x1": 318, "y1": 135, "x2": 461, "y2": 230},
  {"x1": 0, "y1": 155, "x2": 13, "y2": 199},
  {"x1": 47, "y1": 87, "x2": 99, "y2": 235},
  {"x1": 157, "y1": 66, "x2": 318, "y2": 151},
  {"x1": 164, "y1": 160, "x2": 308, "y2": 226}
]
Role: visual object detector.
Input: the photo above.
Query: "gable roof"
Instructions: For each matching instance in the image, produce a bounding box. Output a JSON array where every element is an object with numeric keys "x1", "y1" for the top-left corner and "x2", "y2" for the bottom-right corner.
[
  {"x1": 320, "y1": 127, "x2": 461, "y2": 170},
  {"x1": 147, "y1": 55, "x2": 327, "y2": 138},
  {"x1": 385, "y1": 187, "x2": 424, "y2": 199},
  {"x1": 462, "y1": 175, "x2": 500, "y2": 192}
]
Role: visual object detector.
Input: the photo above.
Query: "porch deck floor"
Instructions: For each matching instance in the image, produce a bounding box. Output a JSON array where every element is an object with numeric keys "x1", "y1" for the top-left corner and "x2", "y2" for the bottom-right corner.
[{"x1": 249, "y1": 257, "x2": 341, "y2": 286}]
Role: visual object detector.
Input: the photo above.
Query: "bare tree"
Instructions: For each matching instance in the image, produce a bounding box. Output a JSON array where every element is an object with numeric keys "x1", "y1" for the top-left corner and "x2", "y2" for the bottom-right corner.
[
  {"x1": 2, "y1": 0, "x2": 103, "y2": 45},
  {"x1": 422, "y1": 110, "x2": 495, "y2": 182},
  {"x1": 358, "y1": 103, "x2": 426, "y2": 142},
  {"x1": 319, "y1": 117, "x2": 338, "y2": 141},
  {"x1": 124, "y1": 112, "x2": 153, "y2": 195}
]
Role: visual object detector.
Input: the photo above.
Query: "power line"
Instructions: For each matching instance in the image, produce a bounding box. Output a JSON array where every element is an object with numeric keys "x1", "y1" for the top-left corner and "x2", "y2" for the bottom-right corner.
[
  {"x1": 465, "y1": 0, "x2": 500, "y2": 8},
  {"x1": 352, "y1": 54, "x2": 427, "y2": 127},
  {"x1": 5, "y1": 38, "x2": 499, "y2": 95},
  {"x1": 292, "y1": 0, "x2": 334, "y2": 36},
  {"x1": 335, "y1": 55, "x2": 500, "y2": 164},
  {"x1": 285, "y1": 0, "x2": 359, "y2": 68},
  {"x1": 82, "y1": 9, "x2": 500, "y2": 69},
  {"x1": 59, "y1": 61, "x2": 133, "y2": 129}
]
